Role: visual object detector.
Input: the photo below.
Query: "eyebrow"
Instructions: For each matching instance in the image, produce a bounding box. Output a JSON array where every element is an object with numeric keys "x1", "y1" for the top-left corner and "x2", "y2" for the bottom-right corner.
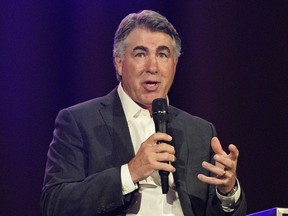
[
  {"x1": 132, "y1": 45, "x2": 171, "y2": 53},
  {"x1": 156, "y1": 45, "x2": 171, "y2": 53},
  {"x1": 133, "y1": 46, "x2": 148, "y2": 52}
]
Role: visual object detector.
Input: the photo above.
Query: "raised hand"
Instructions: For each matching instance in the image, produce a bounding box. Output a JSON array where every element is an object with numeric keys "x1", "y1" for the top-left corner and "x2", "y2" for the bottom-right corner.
[{"x1": 197, "y1": 137, "x2": 238, "y2": 194}]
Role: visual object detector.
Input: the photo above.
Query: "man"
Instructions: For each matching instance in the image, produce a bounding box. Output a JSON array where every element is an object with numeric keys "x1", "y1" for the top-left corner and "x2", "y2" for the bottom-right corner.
[{"x1": 41, "y1": 10, "x2": 247, "y2": 215}]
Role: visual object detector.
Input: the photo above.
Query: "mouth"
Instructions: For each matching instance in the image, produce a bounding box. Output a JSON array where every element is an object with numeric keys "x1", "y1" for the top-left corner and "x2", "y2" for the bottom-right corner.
[
  {"x1": 143, "y1": 80, "x2": 160, "y2": 91},
  {"x1": 145, "y1": 81, "x2": 158, "y2": 86}
]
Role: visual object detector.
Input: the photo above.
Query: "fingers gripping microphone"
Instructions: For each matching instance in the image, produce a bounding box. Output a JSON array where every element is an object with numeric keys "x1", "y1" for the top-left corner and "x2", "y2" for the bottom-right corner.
[{"x1": 152, "y1": 98, "x2": 170, "y2": 194}]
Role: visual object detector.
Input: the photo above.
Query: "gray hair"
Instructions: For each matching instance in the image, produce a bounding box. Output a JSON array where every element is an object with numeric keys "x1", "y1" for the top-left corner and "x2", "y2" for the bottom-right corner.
[{"x1": 113, "y1": 10, "x2": 182, "y2": 81}]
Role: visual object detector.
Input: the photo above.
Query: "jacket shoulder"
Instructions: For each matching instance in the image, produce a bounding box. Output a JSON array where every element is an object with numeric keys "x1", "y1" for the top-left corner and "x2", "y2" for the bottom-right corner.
[
  {"x1": 60, "y1": 88, "x2": 116, "y2": 112},
  {"x1": 169, "y1": 106, "x2": 212, "y2": 125},
  {"x1": 55, "y1": 88, "x2": 119, "y2": 122}
]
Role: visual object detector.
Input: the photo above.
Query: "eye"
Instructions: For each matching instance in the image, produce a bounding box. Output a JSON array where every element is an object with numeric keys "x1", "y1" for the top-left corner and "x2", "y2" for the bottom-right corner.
[
  {"x1": 135, "y1": 52, "x2": 146, "y2": 58},
  {"x1": 158, "y1": 52, "x2": 168, "y2": 58}
]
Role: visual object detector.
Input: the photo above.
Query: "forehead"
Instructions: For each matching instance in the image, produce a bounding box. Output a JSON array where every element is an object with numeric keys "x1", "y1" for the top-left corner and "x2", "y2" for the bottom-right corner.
[{"x1": 124, "y1": 28, "x2": 174, "y2": 50}]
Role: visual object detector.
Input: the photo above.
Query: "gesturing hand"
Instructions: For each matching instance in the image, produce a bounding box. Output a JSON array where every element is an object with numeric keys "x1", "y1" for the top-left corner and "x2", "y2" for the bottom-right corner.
[
  {"x1": 128, "y1": 132, "x2": 176, "y2": 183},
  {"x1": 197, "y1": 137, "x2": 239, "y2": 195}
]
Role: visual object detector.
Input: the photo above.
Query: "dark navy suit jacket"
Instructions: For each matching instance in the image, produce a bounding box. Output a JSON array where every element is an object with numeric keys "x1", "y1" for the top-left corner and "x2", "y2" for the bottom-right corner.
[{"x1": 41, "y1": 88, "x2": 247, "y2": 216}]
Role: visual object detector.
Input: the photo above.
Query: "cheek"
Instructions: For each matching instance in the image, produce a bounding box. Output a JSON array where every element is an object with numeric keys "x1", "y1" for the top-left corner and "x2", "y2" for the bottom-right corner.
[
  {"x1": 124, "y1": 64, "x2": 144, "y2": 81},
  {"x1": 122, "y1": 59, "x2": 138, "y2": 73},
  {"x1": 163, "y1": 69, "x2": 176, "y2": 91},
  {"x1": 164, "y1": 65, "x2": 176, "y2": 80}
]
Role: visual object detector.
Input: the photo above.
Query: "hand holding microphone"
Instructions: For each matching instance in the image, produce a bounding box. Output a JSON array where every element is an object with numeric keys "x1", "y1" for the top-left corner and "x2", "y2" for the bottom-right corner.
[{"x1": 127, "y1": 98, "x2": 175, "y2": 194}]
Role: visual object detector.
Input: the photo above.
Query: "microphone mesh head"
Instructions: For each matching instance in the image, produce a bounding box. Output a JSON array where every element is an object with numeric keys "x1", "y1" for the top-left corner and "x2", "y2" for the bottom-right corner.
[
  {"x1": 152, "y1": 98, "x2": 168, "y2": 113},
  {"x1": 152, "y1": 98, "x2": 169, "y2": 132}
]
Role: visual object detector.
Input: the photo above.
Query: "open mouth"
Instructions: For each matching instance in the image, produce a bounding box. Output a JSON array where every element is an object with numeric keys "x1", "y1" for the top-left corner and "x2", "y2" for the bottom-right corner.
[
  {"x1": 143, "y1": 81, "x2": 160, "y2": 91},
  {"x1": 145, "y1": 81, "x2": 158, "y2": 86}
]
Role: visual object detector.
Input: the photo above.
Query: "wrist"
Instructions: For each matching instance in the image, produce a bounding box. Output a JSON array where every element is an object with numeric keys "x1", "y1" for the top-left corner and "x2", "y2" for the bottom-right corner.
[{"x1": 218, "y1": 181, "x2": 238, "y2": 197}]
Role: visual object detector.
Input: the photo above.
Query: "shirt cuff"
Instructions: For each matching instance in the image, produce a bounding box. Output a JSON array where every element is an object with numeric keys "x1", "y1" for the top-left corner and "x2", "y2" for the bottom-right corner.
[
  {"x1": 216, "y1": 179, "x2": 241, "y2": 212},
  {"x1": 121, "y1": 164, "x2": 138, "y2": 195}
]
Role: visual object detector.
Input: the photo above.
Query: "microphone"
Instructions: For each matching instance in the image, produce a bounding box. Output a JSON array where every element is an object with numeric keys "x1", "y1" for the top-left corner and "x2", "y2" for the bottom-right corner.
[{"x1": 152, "y1": 98, "x2": 170, "y2": 194}]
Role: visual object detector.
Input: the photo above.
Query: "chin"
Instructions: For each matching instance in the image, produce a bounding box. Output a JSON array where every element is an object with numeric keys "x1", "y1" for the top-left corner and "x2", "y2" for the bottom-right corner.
[{"x1": 141, "y1": 93, "x2": 165, "y2": 105}]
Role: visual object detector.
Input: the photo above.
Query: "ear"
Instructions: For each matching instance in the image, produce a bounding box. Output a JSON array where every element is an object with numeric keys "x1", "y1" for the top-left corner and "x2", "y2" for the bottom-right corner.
[
  {"x1": 173, "y1": 58, "x2": 178, "y2": 71},
  {"x1": 114, "y1": 57, "x2": 123, "y2": 76}
]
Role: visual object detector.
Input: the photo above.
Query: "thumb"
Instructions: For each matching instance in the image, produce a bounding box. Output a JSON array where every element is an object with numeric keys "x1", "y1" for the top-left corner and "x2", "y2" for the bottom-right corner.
[{"x1": 211, "y1": 137, "x2": 227, "y2": 156}]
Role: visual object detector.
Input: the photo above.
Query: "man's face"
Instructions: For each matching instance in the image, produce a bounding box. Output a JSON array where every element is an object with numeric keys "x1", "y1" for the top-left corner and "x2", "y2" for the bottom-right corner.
[{"x1": 115, "y1": 28, "x2": 178, "y2": 110}]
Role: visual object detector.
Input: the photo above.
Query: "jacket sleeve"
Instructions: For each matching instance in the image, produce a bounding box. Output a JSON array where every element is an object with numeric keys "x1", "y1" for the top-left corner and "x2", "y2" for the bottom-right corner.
[
  {"x1": 40, "y1": 109, "x2": 133, "y2": 216},
  {"x1": 207, "y1": 187, "x2": 247, "y2": 216}
]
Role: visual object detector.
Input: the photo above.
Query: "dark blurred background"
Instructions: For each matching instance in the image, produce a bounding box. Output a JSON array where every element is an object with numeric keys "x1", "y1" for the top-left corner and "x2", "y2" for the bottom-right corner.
[{"x1": 1, "y1": 1, "x2": 288, "y2": 215}]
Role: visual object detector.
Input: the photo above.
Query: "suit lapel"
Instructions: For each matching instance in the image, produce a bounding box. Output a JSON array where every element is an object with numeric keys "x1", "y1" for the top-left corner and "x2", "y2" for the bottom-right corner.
[
  {"x1": 169, "y1": 107, "x2": 195, "y2": 216},
  {"x1": 99, "y1": 89, "x2": 135, "y2": 165}
]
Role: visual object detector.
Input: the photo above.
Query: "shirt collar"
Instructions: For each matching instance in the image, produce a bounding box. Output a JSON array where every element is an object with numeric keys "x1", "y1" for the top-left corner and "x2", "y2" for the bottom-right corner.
[{"x1": 117, "y1": 83, "x2": 150, "y2": 121}]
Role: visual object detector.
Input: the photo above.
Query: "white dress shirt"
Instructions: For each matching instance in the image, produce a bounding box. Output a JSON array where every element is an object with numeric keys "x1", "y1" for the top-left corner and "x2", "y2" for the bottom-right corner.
[{"x1": 117, "y1": 83, "x2": 240, "y2": 215}]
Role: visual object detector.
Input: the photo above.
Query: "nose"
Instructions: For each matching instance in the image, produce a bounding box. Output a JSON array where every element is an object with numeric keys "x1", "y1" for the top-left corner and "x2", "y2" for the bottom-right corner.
[{"x1": 146, "y1": 55, "x2": 158, "y2": 74}]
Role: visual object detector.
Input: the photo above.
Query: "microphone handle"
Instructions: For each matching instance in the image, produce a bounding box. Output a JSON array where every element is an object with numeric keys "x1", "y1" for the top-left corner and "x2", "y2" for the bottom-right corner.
[
  {"x1": 154, "y1": 115, "x2": 169, "y2": 194},
  {"x1": 157, "y1": 139, "x2": 169, "y2": 194}
]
